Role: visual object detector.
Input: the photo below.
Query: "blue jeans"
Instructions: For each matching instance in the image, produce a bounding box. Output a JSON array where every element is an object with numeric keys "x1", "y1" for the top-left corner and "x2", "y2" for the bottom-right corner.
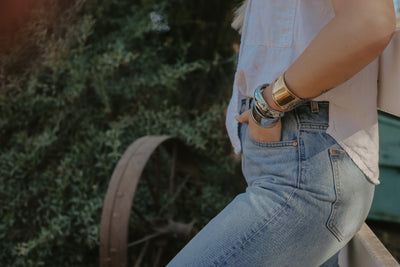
[{"x1": 167, "y1": 101, "x2": 374, "y2": 267}]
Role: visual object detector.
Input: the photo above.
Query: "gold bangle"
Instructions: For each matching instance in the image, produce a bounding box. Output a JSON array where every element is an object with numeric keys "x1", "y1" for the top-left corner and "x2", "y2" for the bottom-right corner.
[{"x1": 271, "y1": 72, "x2": 305, "y2": 111}]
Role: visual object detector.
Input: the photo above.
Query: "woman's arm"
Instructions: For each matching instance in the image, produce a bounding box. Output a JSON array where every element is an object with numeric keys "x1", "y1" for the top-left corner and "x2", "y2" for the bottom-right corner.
[
  {"x1": 265, "y1": 0, "x2": 396, "y2": 111},
  {"x1": 236, "y1": 0, "x2": 396, "y2": 141}
]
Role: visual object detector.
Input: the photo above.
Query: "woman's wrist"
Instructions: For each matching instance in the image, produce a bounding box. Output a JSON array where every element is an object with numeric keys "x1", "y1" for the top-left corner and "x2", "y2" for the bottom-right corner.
[{"x1": 262, "y1": 83, "x2": 286, "y2": 113}]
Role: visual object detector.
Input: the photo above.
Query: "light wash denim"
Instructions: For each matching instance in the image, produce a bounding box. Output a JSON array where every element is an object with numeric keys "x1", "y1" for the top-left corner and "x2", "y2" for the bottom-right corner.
[{"x1": 167, "y1": 101, "x2": 375, "y2": 267}]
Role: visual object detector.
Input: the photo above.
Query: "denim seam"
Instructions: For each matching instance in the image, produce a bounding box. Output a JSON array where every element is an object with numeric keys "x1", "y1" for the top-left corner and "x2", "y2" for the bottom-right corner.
[
  {"x1": 300, "y1": 124, "x2": 329, "y2": 130},
  {"x1": 295, "y1": 110, "x2": 303, "y2": 189},
  {"x1": 249, "y1": 138, "x2": 297, "y2": 148},
  {"x1": 327, "y1": 149, "x2": 345, "y2": 241},
  {"x1": 216, "y1": 189, "x2": 298, "y2": 266}
]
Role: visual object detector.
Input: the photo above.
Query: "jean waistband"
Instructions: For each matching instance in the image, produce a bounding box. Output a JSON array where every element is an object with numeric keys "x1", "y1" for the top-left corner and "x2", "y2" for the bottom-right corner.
[{"x1": 295, "y1": 101, "x2": 329, "y2": 127}]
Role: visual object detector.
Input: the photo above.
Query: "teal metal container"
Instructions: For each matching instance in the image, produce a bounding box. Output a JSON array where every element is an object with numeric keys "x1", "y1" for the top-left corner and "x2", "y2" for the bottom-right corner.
[{"x1": 368, "y1": 112, "x2": 400, "y2": 223}]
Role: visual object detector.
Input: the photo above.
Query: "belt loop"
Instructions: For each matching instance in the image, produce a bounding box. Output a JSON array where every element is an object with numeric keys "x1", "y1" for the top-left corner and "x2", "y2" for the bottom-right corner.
[
  {"x1": 240, "y1": 98, "x2": 246, "y2": 114},
  {"x1": 239, "y1": 97, "x2": 254, "y2": 114},
  {"x1": 248, "y1": 98, "x2": 253, "y2": 109},
  {"x1": 311, "y1": 101, "x2": 319, "y2": 113}
]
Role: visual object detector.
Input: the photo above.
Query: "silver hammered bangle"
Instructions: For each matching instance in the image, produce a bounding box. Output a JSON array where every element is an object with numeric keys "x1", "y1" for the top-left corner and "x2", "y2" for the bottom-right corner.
[
  {"x1": 251, "y1": 84, "x2": 284, "y2": 128},
  {"x1": 251, "y1": 102, "x2": 280, "y2": 128},
  {"x1": 253, "y1": 84, "x2": 285, "y2": 119}
]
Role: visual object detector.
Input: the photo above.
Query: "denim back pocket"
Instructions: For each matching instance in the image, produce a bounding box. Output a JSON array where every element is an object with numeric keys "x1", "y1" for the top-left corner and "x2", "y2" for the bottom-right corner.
[
  {"x1": 326, "y1": 149, "x2": 374, "y2": 241},
  {"x1": 245, "y1": 0, "x2": 297, "y2": 48}
]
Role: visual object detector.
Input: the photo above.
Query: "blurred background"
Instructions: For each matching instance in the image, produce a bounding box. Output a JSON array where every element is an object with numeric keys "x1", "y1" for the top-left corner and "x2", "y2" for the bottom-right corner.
[
  {"x1": 0, "y1": 0, "x2": 399, "y2": 266},
  {"x1": 0, "y1": 0, "x2": 244, "y2": 265}
]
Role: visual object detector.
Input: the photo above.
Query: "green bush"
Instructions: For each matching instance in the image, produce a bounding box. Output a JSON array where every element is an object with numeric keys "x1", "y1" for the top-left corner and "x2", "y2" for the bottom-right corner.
[{"x1": 0, "y1": 0, "x2": 244, "y2": 265}]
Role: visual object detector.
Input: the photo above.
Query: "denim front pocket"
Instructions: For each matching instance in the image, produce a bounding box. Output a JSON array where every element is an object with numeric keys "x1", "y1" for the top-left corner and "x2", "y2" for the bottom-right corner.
[
  {"x1": 248, "y1": 134, "x2": 298, "y2": 148},
  {"x1": 245, "y1": 0, "x2": 297, "y2": 48},
  {"x1": 241, "y1": 123, "x2": 299, "y2": 187},
  {"x1": 245, "y1": 112, "x2": 298, "y2": 149}
]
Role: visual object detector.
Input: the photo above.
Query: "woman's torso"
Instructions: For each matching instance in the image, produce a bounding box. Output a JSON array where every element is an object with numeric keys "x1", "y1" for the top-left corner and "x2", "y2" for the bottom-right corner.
[{"x1": 226, "y1": 0, "x2": 380, "y2": 183}]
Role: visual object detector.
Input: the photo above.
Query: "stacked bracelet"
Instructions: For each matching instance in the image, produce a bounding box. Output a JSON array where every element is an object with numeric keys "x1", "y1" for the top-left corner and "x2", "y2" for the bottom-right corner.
[
  {"x1": 251, "y1": 73, "x2": 306, "y2": 128},
  {"x1": 251, "y1": 104, "x2": 280, "y2": 128},
  {"x1": 271, "y1": 73, "x2": 305, "y2": 111},
  {"x1": 251, "y1": 84, "x2": 284, "y2": 128}
]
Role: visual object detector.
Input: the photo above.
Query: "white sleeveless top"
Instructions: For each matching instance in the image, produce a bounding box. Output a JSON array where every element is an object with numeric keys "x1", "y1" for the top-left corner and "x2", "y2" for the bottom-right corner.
[{"x1": 226, "y1": 0, "x2": 380, "y2": 184}]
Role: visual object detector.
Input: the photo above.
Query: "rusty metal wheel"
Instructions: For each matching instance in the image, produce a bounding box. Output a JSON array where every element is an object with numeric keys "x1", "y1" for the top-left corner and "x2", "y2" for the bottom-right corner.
[{"x1": 100, "y1": 136, "x2": 201, "y2": 267}]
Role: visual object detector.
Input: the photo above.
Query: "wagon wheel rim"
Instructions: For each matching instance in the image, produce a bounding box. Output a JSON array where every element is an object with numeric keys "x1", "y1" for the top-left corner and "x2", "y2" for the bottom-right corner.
[{"x1": 99, "y1": 136, "x2": 199, "y2": 267}]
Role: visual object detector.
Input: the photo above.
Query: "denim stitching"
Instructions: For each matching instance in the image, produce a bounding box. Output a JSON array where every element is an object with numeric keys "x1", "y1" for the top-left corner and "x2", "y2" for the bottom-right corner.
[
  {"x1": 328, "y1": 152, "x2": 341, "y2": 239},
  {"x1": 249, "y1": 138, "x2": 297, "y2": 148},
  {"x1": 296, "y1": 109, "x2": 302, "y2": 189},
  {"x1": 327, "y1": 149, "x2": 345, "y2": 241},
  {"x1": 216, "y1": 188, "x2": 299, "y2": 266},
  {"x1": 300, "y1": 124, "x2": 329, "y2": 130}
]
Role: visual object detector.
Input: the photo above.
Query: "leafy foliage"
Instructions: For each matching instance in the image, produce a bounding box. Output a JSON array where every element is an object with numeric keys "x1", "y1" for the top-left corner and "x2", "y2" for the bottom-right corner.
[{"x1": 0, "y1": 0, "x2": 244, "y2": 265}]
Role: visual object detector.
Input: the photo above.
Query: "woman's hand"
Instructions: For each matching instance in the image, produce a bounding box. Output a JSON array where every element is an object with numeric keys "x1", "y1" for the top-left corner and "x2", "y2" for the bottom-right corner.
[{"x1": 235, "y1": 110, "x2": 282, "y2": 143}]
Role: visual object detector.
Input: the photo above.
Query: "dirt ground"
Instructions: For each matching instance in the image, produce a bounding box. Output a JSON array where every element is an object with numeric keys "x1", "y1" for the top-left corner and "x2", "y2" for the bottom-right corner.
[{"x1": 367, "y1": 219, "x2": 400, "y2": 263}]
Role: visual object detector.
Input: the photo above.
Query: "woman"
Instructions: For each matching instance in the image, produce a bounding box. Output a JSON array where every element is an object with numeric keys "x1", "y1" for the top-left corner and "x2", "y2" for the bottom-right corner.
[{"x1": 168, "y1": 0, "x2": 396, "y2": 266}]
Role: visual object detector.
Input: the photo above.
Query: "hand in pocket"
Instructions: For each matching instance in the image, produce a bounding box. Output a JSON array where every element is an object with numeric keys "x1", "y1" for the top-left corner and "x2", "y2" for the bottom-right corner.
[{"x1": 236, "y1": 110, "x2": 282, "y2": 142}]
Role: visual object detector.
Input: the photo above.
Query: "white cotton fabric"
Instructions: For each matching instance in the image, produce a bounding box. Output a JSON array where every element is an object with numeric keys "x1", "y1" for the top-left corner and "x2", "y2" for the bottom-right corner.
[{"x1": 226, "y1": 0, "x2": 380, "y2": 184}]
